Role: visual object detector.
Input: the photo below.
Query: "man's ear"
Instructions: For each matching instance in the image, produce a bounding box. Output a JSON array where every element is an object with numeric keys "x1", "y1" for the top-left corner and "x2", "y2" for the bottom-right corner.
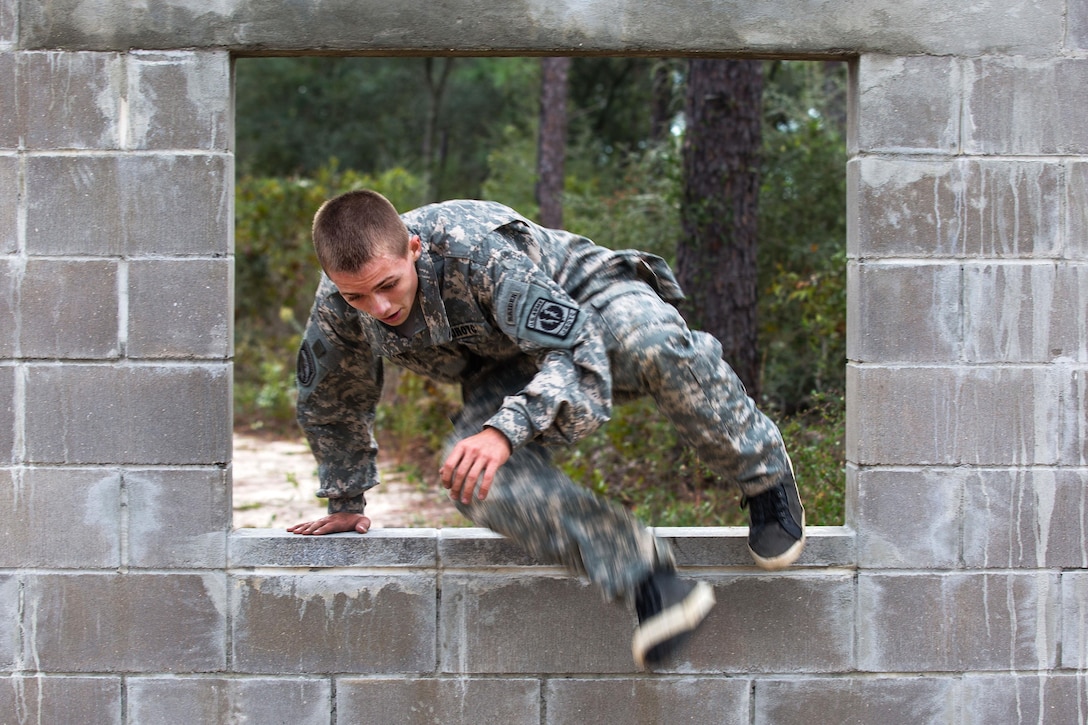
[{"x1": 408, "y1": 234, "x2": 422, "y2": 260}]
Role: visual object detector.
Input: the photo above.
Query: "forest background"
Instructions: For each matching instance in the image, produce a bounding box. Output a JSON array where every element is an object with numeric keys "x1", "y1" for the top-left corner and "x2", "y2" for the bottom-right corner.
[{"x1": 233, "y1": 57, "x2": 847, "y2": 527}]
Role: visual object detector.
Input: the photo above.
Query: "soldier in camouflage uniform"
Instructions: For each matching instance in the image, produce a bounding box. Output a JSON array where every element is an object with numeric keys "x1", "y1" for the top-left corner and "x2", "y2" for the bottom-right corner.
[{"x1": 289, "y1": 190, "x2": 804, "y2": 666}]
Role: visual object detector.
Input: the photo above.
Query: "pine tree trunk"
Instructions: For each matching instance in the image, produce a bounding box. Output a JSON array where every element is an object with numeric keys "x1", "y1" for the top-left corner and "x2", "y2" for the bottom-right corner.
[
  {"x1": 676, "y1": 59, "x2": 764, "y2": 397},
  {"x1": 536, "y1": 57, "x2": 571, "y2": 229}
]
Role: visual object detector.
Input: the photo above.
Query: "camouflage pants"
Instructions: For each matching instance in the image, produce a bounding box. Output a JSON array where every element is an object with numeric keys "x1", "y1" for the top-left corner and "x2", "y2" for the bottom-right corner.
[
  {"x1": 451, "y1": 369, "x2": 673, "y2": 602},
  {"x1": 592, "y1": 282, "x2": 791, "y2": 497},
  {"x1": 453, "y1": 281, "x2": 789, "y2": 601}
]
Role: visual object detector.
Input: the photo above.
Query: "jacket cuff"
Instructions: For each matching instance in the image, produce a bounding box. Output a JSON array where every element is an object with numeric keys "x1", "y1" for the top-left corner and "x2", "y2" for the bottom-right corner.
[
  {"x1": 326, "y1": 492, "x2": 367, "y2": 515},
  {"x1": 483, "y1": 407, "x2": 533, "y2": 450}
]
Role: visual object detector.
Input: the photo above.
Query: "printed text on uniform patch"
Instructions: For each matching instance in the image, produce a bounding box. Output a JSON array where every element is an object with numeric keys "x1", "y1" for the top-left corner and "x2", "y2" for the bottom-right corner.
[{"x1": 526, "y1": 296, "x2": 579, "y2": 339}]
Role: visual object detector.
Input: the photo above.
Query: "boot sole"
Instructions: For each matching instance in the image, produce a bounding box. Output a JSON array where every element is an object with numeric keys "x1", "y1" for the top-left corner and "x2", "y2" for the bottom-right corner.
[
  {"x1": 631, "y1": 580, "x2": 716, "y2": 668},
  {"x1": 748, "y1": 531, "x2": 806, "y2": 571}
]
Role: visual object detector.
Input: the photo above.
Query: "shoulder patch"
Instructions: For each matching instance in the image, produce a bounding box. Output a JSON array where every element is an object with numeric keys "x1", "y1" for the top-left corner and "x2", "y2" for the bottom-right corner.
[
  {"x1": 526, "y1": 296, "x2": 579, "y2": 339},
  {"x1": 297, "y1": 342, "x2": 317, "y2": 387}
]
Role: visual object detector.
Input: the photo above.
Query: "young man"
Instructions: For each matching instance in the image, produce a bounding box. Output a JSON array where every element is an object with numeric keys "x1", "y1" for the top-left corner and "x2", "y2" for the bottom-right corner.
[{"x1": 288, "y1": 190, "x2": 804, "y2": 667}]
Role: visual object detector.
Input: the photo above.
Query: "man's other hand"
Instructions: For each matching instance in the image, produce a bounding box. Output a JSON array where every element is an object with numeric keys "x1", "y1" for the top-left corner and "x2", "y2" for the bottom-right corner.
[
  {"x1": 440, "y1": 428, "x2": 512, "y2": 504},
  {"x1": 287, "y1": 511, "x2": 371, "y2": 535}
]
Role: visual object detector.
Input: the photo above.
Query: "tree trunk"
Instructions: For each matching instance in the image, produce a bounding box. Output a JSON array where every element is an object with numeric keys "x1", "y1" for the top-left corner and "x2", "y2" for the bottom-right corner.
[
  {"x1": 536, "y1": 57, "x2": 571, "y2": 229},
  {"x1": 676, "y1": 59, "x2": 764, "y2": 397},
  {"x1": 422, "y1": 58, "x2": 455, "y2": 202},
  {"x1": 650, "y1": 60, "x2": 672, "y2": 143}
]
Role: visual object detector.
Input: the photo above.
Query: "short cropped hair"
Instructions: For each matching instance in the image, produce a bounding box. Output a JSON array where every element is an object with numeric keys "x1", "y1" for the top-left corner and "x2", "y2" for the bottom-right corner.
[{"x1": 311, "y1": 190, "x2": 409, "y2": 273}]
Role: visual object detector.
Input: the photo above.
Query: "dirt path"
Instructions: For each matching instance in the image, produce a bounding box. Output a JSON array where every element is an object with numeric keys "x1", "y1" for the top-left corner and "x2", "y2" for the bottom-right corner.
[{"x1": 232, "y1": 431, "x2": 462, "y2": 530}]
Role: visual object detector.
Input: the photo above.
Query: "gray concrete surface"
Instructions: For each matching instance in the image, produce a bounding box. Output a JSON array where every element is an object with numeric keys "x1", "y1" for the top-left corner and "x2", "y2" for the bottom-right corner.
[{"x1": 2, "y1": 0, "x2": 1087, "y2": 721}]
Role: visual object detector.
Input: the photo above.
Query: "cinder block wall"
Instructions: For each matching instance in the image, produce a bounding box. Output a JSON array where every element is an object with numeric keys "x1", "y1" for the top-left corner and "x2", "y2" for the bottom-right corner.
[{"x1": 1, "y1": 1, "x2": 1085, "y2": 722}]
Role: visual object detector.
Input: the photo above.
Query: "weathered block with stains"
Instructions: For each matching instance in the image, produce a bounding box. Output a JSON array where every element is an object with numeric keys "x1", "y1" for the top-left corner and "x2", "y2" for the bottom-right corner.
[{"x1": 2, "y1": 0, "x2": 1085, "y2": 722}]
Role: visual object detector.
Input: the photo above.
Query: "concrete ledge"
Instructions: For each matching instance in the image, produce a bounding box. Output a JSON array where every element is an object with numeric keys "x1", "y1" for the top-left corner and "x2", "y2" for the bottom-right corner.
[
  {"x1": 230, "y1": 528, "x2": 439, "y2": 568},
  {"x1": 230, "y1": 526, "x2": 856, "y2": 570},
  {"x1": 16, "y1": 0, "x2": 1065, "y2": 57}
]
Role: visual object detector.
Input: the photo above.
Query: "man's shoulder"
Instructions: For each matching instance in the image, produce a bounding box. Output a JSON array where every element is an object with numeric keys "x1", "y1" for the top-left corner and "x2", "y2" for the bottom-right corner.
[{"x1": 402, "y1": 199, "x2": 526, "y2": 239}]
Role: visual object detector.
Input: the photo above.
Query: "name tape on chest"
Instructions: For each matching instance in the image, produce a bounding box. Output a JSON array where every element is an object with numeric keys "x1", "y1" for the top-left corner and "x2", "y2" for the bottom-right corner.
[{"x1": 526, "y1": 296, "x2": 579, "y2": 339}]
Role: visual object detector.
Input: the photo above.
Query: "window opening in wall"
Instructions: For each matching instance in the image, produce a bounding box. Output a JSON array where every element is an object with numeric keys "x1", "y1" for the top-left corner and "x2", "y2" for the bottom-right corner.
[{"x1": 232, "y1": 56, "x2": 847, "y2": 530}]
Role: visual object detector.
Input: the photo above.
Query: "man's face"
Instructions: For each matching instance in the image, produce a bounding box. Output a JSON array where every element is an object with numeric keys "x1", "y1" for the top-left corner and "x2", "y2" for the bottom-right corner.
[{"x1": 328, "y1": 235, "x2": 422, "y2": 326}]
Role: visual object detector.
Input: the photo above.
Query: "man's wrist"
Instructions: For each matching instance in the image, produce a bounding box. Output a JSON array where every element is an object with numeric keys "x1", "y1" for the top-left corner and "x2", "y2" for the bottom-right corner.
[{"x1": 326, "y1": 492, "x2": 367, "y2": 515}]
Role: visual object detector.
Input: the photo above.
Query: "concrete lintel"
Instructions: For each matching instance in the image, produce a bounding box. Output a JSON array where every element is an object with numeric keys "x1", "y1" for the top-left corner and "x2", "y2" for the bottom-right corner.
[
  {"x1": 229, "y1": 526, "x2": 856, "y2": 570},
  {"x1": 17, "y1": 0, "x2": 1064, "y2": 57}
]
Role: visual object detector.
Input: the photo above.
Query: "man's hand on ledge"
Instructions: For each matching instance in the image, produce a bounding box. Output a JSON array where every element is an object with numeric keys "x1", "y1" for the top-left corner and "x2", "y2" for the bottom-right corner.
[{"x1": 287, "y1": 511, "x2": 371, "y2": 535}]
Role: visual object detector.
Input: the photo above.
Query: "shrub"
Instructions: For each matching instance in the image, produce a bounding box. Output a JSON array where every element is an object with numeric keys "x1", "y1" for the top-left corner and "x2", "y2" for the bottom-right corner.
[{"x1": 234, "y1": 163, "x2": 426, "y2": 431}]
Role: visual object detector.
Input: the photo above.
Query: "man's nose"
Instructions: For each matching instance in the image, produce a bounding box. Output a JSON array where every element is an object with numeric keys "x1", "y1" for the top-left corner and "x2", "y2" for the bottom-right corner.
[{"x1": 368, "y1": 295, "x2": 392, "y2": 317}]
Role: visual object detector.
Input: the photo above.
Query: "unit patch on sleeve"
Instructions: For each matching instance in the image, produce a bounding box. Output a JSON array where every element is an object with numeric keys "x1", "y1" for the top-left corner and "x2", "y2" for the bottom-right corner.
[
  {"x1": 297, "y1": 342, "x2": 317, "y2": 387},
  {"x1": 526, "y1": 296, "x2": 579, "y2": 339}
]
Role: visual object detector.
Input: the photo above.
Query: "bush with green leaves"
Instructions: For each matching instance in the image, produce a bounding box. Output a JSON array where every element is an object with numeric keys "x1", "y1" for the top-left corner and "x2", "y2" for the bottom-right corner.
[
  {"x1": 234, "y1": 163, "x2": 426, "y2": 431},
  {"x1": 234, "y1": 60, "x2": 848, "y2": 524}
]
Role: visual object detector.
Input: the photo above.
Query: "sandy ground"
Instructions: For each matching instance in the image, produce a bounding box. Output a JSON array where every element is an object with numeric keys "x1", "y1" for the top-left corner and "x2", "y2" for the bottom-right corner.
[{"x1": 232, "y1": 431, "x2": 462, "y2": 530}]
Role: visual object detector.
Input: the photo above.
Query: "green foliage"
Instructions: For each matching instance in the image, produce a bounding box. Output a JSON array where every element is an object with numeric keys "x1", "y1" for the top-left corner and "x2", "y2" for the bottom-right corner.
[
  {"x1": 777, "y1": 392, "x2": 846, "y2": 526},
  {"x1": 234, "y1": 163, "x2": 426, "y2": 431},
  {"x1": 235, "y1": 57, "x2": 539, "y2": 200},
  {"x1": 757, "y1": 62, "x2": 848, "y2": 413},
  {"x1": 552, "y1": 392, "x2": 845, "y2": 527},
  {"x1": 483, "y1": 126, "x2": 682, "y2": 261},
  {"x1": 233, "y1": 58, "x2": 849, "y2": 525},
  {"x1": 480, "y1": 124, "x2": 541, "y2": 216},
  {"x1": 373, "y1": 367, "x2": 459, "y2": 474}
]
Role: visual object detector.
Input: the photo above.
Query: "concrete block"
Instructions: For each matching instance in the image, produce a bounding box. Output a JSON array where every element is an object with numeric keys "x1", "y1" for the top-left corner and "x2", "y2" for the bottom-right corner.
[
  {"x1": 0, "y1": 260, "x2": 15, "y2": 356},
  {"x1": 848, "y1": 157, "x2": 964, "y2": 258},
  {"x1": 437, "y1": 527, "x2": 547, "y2": 567},
  {"x1": 127, "y1": 258, "x2": 232, "y2": 359},
  {"x1": 127, "y1": 51, "x2": 231, "y2": 151},
  {"x1": 338, "y1": 678, "x2": 539, "y2": 725},
  {"x1": 964, "y1": 468, "x2": 1088, "y2": 569},
  {"x1": 24, "y1": 362, "x2": 231, "y2": 465},
  {"x1": 547, "y1": 677, "x2": 748, "y2": 725},
  {"x1": 229, "y1": 528, "x2": 437, "y2": 568},
  {"x1": 1073, "y1": 0, "x2": 1088, "y2": 51},
  {"x1": 847, "y1": 262, "x2": 961, "y2": 363},
  {"x1": 1063, "y1": 571, "x2": 1088, "y2": 668},
  {"x1": 0, "y1": 575, "x2": 16, "y2": 670},
  {"x1": 0, "y1": 676, "x2": 121, "y2": 724},
  {"x1": 1070, "y1": 162, "x2": 1088, "y2": 261},
  {"x1": 18, "y1": 258, "x2": 119, "y2": 359},
  {"x1": 14, "y1": 51, "x2": 123, "y2": 150},
  {"x1": 656, "y1": 526, "x2": 856, "y2": 568},
  {"x1": 962, "y1": 673, "x2": 1088, "y2": 725},
  {"x1": 1061, "y1": 367, "x2": 1088, "y2": 466},
  {"x1": 0, "y1": 467, "x2": 121, "y2": 568},
  {"x1": 231, "y1": 573, "x2": 435, "y2": 674},
  {"x1": 847, "y1": 365, "x2": 1057, "y2": 466},
  {"x1": 126, "y1": 468, "x2": 229, "y2": 569},
  {"x1": 24, "y1": 573, "x2": 227, "y2": 672},
  {"x1": 964, "y1": 161, "x2": 1062, "y2": 258},
  {"x1": 440, "y1": 573, "x2": 631, "y2": 674},
  {"x1": 849, "y1": 157, "x2": 1062, "y2": 259},
  {"x1": 0, "y1": 154, "x2": 15, "y2": 253},
  {"x1": 855, "y1": 55, "x2": 961, "y2": 154},
  {"x1": 127, "y1": 676, "x2": 330, "y2": 725},
  {"x1": 0, "y1": 366, "x2": 11, "y2": 462},
  {"x1": 965, "y1": 58, "x2": 1088, "y2": 154},
  {"x1": 855, "y1": 467, "x2": 962, "y2": 569},
  {"x1": 25, "y1": 153, "x2": 231, "y2": 256},
  {"x1": 0, "y1": 55, "x2": 15, "y2": 149},
  {"x1": 0, "y1": 1, "x2": 13, "y2": 49},
  {"x1": 858, "y1": 572, "x2": 1059, "y2": 671},
  {"x1": 755, "y1": 675, "x2": 954, "y2": 725},
  {"x1": 682, "y1": 572, "x2": 854, "y2": 673},
  {"x1": 965, "y1": 262, "x2": 1088, "y2": 363}
]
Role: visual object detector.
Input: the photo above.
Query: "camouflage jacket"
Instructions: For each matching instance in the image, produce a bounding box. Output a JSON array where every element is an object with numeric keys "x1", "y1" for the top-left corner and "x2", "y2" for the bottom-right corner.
[{"x1": 295, "y1": 200, "x2": 683, "y2": 514}]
